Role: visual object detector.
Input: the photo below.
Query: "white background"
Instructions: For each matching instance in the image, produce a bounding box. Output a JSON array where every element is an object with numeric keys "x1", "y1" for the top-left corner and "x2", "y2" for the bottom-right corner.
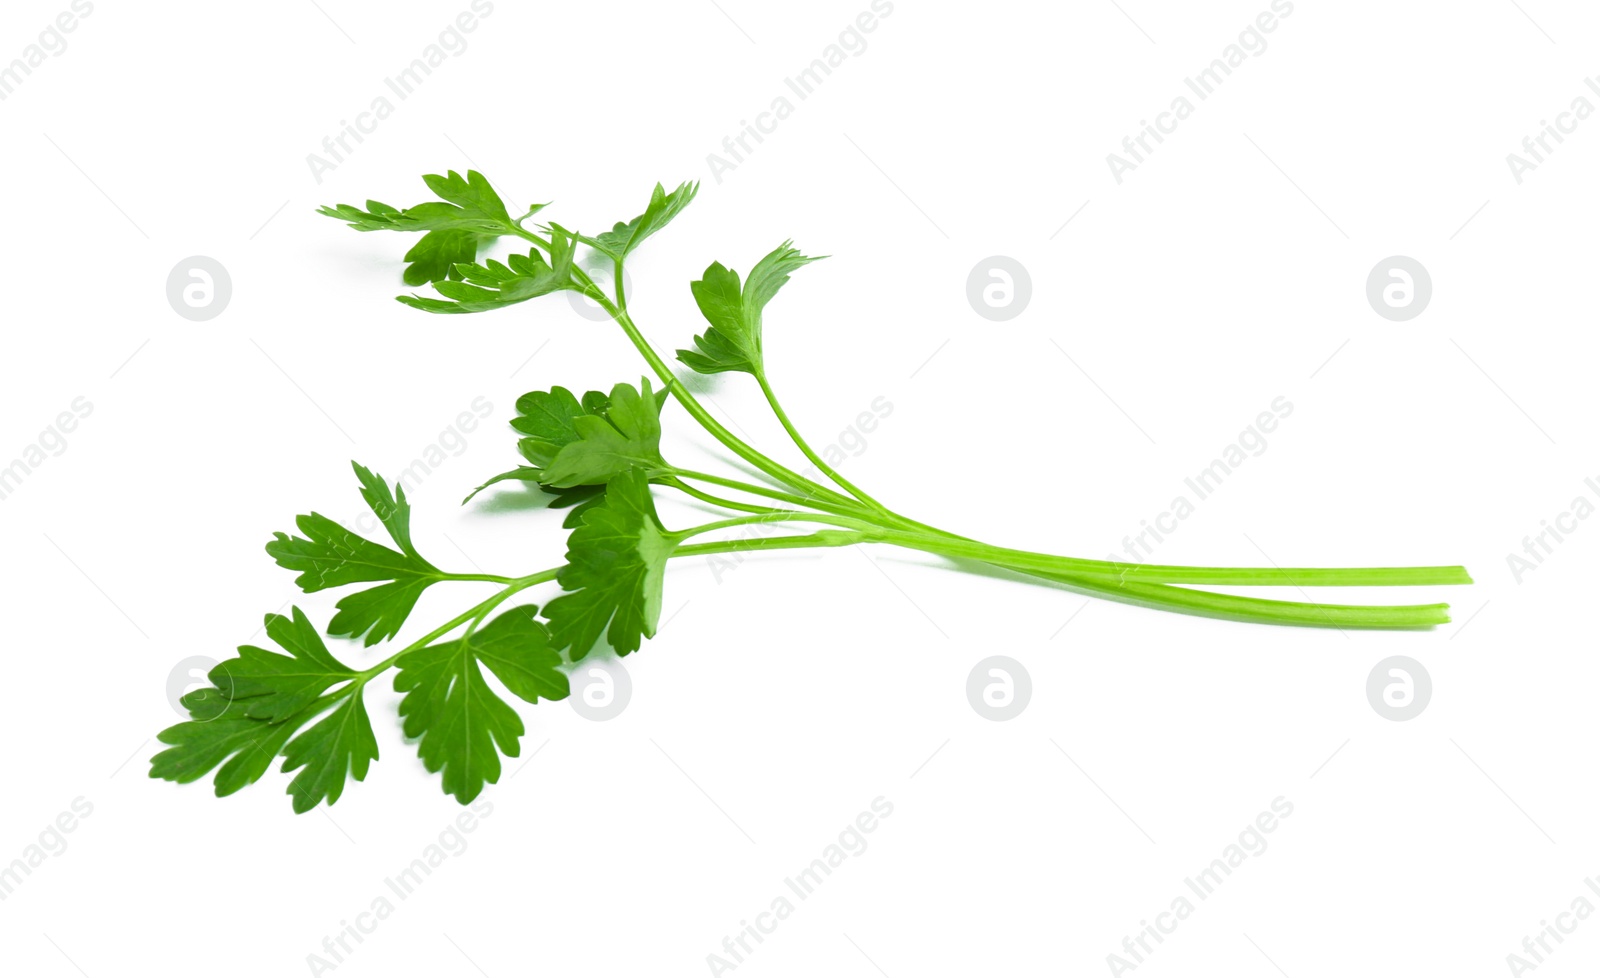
[{"x1": 1, "y1": 0, "x2": 1596, "y2": 975}]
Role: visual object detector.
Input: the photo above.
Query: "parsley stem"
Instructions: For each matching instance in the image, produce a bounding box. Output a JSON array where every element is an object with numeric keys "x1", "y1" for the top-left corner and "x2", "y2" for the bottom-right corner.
[
  {"x1": 991, "y1": 565, "x2": 1453, "y2": 629},
  {"x1": 873, "y1": 530, "x2": 1472, "y2": 587},
  {"x1": 513, "y1": 229, "x2": 858, "y2": 511},
  {"x1": 667, "y1": 468, "x2": 875, "y2": 519},
  {"x1": 568, "y1": 262, "x2": 860, "y2": 511},
  {"x1": 659, "y1": 476, "x2": 787, "y2": 516},
  {"x1": 670, "y1": 529, "x2": 1450, "y2": 627},
  {"x1": 678, "y1": 512, "x2": 877, "y2": 540},
  {"x1": 676, "y1": 530, "x2": 869, "y2": 559},
  {"x1": 745, "y1": 371, "x2": 965, "y2": 541},
  {"x1": 445, "y1": 573, "x2": 520, "y2": 585},
  {"x1": 753, "y1": 368, "x2": 892, "y2": 516},
  {"x1": 657, "y1": 468, "x2": 1466, "y2": 621},
  {"x1": 359, "y1": 567, "x2": 562, "y2": 680},
  {"x1": 564, "y1": 251, "x2": 975, "y2": 541},
  {"x1": 613, "y1": 307, "x2": 850, "y2": 506}
]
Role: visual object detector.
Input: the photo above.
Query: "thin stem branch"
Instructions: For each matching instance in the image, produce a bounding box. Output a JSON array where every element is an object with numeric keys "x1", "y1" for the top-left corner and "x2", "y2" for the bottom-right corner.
[
  {"x1": 445, "y1": 573, "x2": 519, "y2": 585},
  {"x1": 754, "y1": 368, "x2": 890, "y2": 515},
  {"x1": 360, "y1": 567, "x2": 560, "y2": 679},
  {"x1": 676, "y1": 530, "x2": 868, "y2": 559},
  {"x1": 659, "y1": 476, "x2": 786, "y2": 516},
  {"x1": 668, "y1": 468, "x2": 876, "y2": 519},
  {"x1": 678, "y1": 512, "x2": 876, "y2": 540},
  {"x1": 570, "y1": 265, "x2": 858, "y2": 511}
]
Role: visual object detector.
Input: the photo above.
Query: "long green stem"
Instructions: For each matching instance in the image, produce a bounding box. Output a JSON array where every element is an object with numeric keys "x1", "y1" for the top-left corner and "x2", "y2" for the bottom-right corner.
[
  {"x1": 742, "y1": 361, "x2": 1469, "y2": 592},
  {"x1": 669, "y1": 514, "x2": 1454, "y2": 628},
  {"x1": 674, "y1": 526, "x2": 1451, "y2": 628},
  {"x1": 1003, "y1": 565, "x2": 1451, "y2": 628},
  {"x1": 839, "y1": 522, "x2": 1457, "y2": 626},
  {"x1": 669, "y1": 454, "x2": 1470, "y2": 591},
  {"x1": 874, "y1": 529, "x2": 1472, "y2": 587}
]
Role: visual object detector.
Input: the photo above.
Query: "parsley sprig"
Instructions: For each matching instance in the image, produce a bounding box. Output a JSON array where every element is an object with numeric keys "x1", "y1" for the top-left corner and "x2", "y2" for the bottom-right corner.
[{"x1": 152, "y1": 170, "x2": 1471, "y2": 812}]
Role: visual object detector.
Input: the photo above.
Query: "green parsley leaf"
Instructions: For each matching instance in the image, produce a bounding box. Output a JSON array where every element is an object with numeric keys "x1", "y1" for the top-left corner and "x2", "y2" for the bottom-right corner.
[
  {"x1": 394, "y1": 605, "x2": 568, "y2": 803},
  {"x1": 266, "y1": 463, "x2": 445, "y2": 645},
  {"x1": 210, "y1": 607, "x2": 360, "y2": 722},
  {"x1": 326, "y1": 579, "x2": 437, "y2": 647},
  {"x1": 397, "y1": 229, "x2": 578, "y2": 314},
  {"x1": 399, "y1": 229, "x2": 489, "y2": 287},
  {"x1": 150, "y1": 689, "x2": 303, "y2": 797},
  {"x1": 583, "y1": 181, "x2": 699, "y2": 260},
  {"x1": 281, "y1": 694, "x2": 380, "y2": 813},
  {"x1": 545, "y1": 469, "x2": 681, "y2": 659},
  {"x1": 410, "y1": 169, "x2": 517, "y2": 229},
  {"x1": 317, "y1": 170, "x2": 534, "y2": 285},
  {"x1": 510, "y1": 385, "x2": 601, "y2": 468},
  {"x1": 353, "y1": 459, "x2": 425, "y2": 558},
  {"x1": 465, "y1": 383, "x2": 671, "y2": 516},
  {"x1": 677, "y1": 241, "x2": 822, "y2": 376},
  {"x1": 540, "y1": 379, "x2": 668, "y2": 488},
  {"x1": 150, "y1": 607, "x2": 378, "y2": 812}
]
